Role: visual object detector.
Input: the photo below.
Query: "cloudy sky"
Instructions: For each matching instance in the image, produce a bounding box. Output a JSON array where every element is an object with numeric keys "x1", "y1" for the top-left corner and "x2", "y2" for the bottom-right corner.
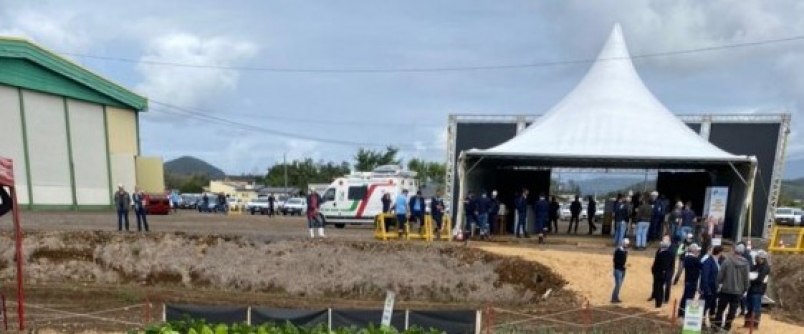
[{"x1": 1, "y1": 0, "x2": 803, "y2": 178}]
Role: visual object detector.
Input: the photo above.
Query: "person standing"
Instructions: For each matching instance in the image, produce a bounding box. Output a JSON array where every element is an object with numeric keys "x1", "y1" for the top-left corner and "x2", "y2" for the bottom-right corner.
[
  {"x1": 409, "y1": 190, "x2": 426, "y2": 233},
  {"x1": 611, "y1": 238, "x2": 630, "y2": 304},
  {"x1": 568, "y1": 195, "x2": 582, "y2": 234},
  {"x1": 649, "y1": 191, "x2": 664, "y2": 241},
  {"x1": 613, "y1": 194, "x2": 629, "y2": 246},
  {"x1": 488, "y1": 190, "x2": 500, "y2": 235},
  {"x1": 713, "y1": 244, "x2": 751, "y2": 331},
  {"x1": 700, "y1": 246, "x2": 723, "y2": 328},
  {"x1": 268, "y1": 194, "x2": 276, "y2": 217},
  {"x1": 476, "y1": 192, "x2": 492, "y2": 240},
  {"x1": 514, "y1": 189, "x2": 529, "y2": 238},
  {"x1": 534, "y1": 193, "x2": 549, "y2": 244},
  {"x1": 549, "y1": 196, "x2": 560, "y2": 234},
  {"x1": 678, "y1": 244, "x2": 702, "y2": 317},
  {"x1": 114, "y1": 184, "x2": 131, "y2": 232},
  {"x1": 395, "y1": 189, "x2": 410, "y2": 235},
  {"x1": 635, "y1": 195, "x2": 653, "y2": 250},
  {"x1": 464, "y1": 192, "x2": 478, "y2": 234},
  {"x1": 673, "y1": 233, "x2": 695, "y2": 285},
  {"x1": 132, "y1": 186, "x2": 149, "y2": 232},
  {"x1": 680, "y1": 201, "x2": 697, "y2": 241},
  {"x1": 650, "y1": 238, "x2": 675, "y2": 307},
  {"x1": 0, "y1": 186, "x2": 12, "y2": 217},
  {"x1": 586, "y1": 196, "x2": 598, "y2": 234},
  {"x1": 381, "y1": 193, "x2": 392, "y2": 214},
  {"x1": 431, "y1": 191, "x2": 445, "y2": 235},
  {"x1": 744, "y1": 250, "x2": 770, "y2": 330},
  {"x1": 307, "y1": 188, "x2": 325, "y2": 238},
  {"x1": 668, "y1": 201, "x2": 683, "y2": 241}
]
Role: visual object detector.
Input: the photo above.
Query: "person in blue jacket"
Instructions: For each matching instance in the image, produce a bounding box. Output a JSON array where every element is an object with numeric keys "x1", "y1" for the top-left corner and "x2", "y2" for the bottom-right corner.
[
  {"x1": 464, "y1": 192, "x2": 477, "y2": 232},
  {"x1": 700, "y1": 245, "x2": 723, "y2": 328},
  {"x1": 514, "y1": 189, "x2": 530, "y2": 238},
  {"x1": 409, "y1": 190, "x2": 426, "y2": 232},
  {"x1": 613, "y1": 194, "x2": 630, "y2": 246},
  {"x1": 476, "y1": 192, "x2": 492, "y2": 239},
  {"x1": 534, "y1": 193, "x2": 550, "y2": 243}
]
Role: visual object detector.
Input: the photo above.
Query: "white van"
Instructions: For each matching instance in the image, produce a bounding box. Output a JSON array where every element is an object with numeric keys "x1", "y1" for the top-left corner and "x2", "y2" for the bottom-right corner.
[{"x1": 319, "y1": 165, "x2": 418, "y2": 228}]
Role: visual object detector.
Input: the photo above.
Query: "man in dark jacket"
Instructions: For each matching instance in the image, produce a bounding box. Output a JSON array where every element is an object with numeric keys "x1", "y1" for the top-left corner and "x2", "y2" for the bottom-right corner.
[
  {"x1": 409, "y1": 190, "x2": 426, "y2": 231},
  {"x1": 613, "y1": 194, "x2": 629, "y2": 246},
  {"x1": 533, "y1": 193, "x2": 549, "y2": 243},
  {"x1": 611, "y1": 238, "x2": 630, "y2": 304},
  {"x1": 0, "y1": 186, "x2": 11, "y2": 217},
  {"x1": 464, "y1": 192, "x2": 477, "y2": 233},
  {"x1": 549, "y1": 196, "x2": 560, "y2": 234},
  {"x1": 514, "y1": 189, "x2": 529, "y2": 238},
  {"x1": 475, "y1": 192, "x2": 492, "y2": 239},
  {"x1": 132, "y1": 186, "x2": 149, "y2": 232},
  {"x1": 568, "y1": 195, "x2": 582, "y2": 234},
  {"x1": 678, "y1": 244, "x2": 702, "y2": 317},
  {"x1": 745, "y1": 250, "x2": 770, "y2": 330},
  {"x1": 648, "y1": 191, "x2": 665, "y2": 241},
  {"x1": 700, "y1": 246, "x2": 723, "y2": 327},
  {"x1": 431, "y1": 191, "x2": 445, "y2": 235},
  {"x1": 714, "y1": 244, "x2": 751, "y2": 331},
  {"x1": 113, "y1": 184, "x2": 131, "y2": 231},
  {"x1": 488, "y1": 190, "x2": 500, "y2": 235},
  {"x1": 586, "y1": 196, "x2": 598, "y2": 234},
  {"x1": 650, "y1": 238, "x2": 675, "y2": 308}
]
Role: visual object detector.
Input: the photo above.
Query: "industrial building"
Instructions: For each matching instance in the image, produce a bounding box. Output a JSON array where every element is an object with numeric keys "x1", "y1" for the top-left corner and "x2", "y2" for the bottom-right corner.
[{"x1": 0, "y1": 37, "x2": 164, "y2": 210}]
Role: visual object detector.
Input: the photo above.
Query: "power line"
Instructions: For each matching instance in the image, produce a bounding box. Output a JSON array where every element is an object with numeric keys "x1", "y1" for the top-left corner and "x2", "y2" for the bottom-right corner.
[
  {"x1": 148, "y1": 100, "x2": 444, "y2": 150},
  {"x1": 61, "y1": 34, "x2": 804, "y2": 73},
  {"x1": 209, "y1": 109, "x2": 440, "y2": 127}
]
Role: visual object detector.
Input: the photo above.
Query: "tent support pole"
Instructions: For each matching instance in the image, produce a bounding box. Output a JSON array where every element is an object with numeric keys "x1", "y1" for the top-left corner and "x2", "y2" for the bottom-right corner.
[
  {"x1": 735, "y1": 158, "x2": 758, "y2": 243},
  {"x1": 455, "y1": 154, "x2": 468, "y2": 236},
  {"x1": 728, "y1": 162, "x2": 748, "y2": 185}
]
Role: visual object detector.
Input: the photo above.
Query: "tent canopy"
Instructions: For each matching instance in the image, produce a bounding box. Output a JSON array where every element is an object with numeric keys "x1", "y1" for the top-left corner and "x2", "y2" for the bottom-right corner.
[{"x1": 465, "y1": 24, "x2": 751, "y2": 165}]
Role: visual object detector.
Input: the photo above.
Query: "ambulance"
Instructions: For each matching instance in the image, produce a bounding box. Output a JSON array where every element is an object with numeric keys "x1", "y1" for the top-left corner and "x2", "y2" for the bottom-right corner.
[{"x1": 319, "y1": 165, "x2": 418, "y2": 228}]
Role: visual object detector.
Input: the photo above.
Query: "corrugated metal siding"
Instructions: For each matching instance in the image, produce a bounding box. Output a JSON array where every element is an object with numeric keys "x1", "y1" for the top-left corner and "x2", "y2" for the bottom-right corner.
[
  {"x1": 106, "y1": 107, "x2": 138, "y2": 155},
  {"x1": 68, "y1": 99, "x2": 110, "y2": 205},
  {"x1": 136, "y1": 156, "x2": 165, "y2": 193},
  {"x1": 111, "y1": 153, "x2": 136, "y2": 192},
  {"x1": 0, "y1": 85, "x2": 29, "y2": 204},
  {"x1": 23, "y1": 89, "x2": 72, "y2": 204}
]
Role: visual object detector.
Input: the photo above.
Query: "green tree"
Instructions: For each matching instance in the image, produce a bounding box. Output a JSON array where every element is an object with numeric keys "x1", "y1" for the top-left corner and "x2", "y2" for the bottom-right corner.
[
  {"x1": 178, "y1": 174, "x2": 210, "y2": 193},
  {"x1": 354, "y1": 146, "x2": 400, "y2": 171},
  {"x1": 407, "y1": 158, "x2": 446, "y2": 187},
  {"x1": 264, "y1": 158, "x2": 350, "y2": 190}
]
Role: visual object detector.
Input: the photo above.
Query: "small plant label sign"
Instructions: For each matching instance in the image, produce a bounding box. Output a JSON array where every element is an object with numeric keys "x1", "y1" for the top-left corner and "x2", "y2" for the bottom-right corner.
[
  {"x1": 381, "y1": 290, "x2": 396, "y2": 327},
  {"x1": 682, "y1": 299, "x2": 704, "y2": 334}
]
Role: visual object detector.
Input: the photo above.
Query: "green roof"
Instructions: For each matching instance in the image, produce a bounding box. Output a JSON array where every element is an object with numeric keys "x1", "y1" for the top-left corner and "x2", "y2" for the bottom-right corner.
[{"x1": 0, "y1": 37, "x2": 147, "y2": 111}]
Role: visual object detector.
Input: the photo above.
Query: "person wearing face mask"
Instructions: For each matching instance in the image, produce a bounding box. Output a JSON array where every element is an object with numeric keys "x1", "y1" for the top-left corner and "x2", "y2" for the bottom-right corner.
[
  {"x1": 680, "y1": 201, "x2": 697, "y2": 242},
  {"x1": 700, "y1": 246, "x2": 723, "y2": 329},
  {"x1": 744, "y1": 250, "x2": 770, "y2": 330}
]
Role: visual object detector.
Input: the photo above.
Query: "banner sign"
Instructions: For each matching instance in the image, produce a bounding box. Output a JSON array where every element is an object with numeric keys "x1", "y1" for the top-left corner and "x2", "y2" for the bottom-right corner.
[
  {"x1": 0, "y1": 157, "x2": 13, "y2": 186},
  {"x1": 381, "y1": 290, "x2": 396, "y2": 327},
  {"x1": 682, "y1": 299, "x2": 705, "y2": 334},
  {"x1": 703, "y1": 187, "x2": 728, "y2": 246}
]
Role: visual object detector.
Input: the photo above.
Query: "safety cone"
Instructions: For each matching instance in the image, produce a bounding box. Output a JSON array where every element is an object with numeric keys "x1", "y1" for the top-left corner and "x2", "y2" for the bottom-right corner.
[{"x1": 779, "y1": 239, "x2": 786, "y2": 248}]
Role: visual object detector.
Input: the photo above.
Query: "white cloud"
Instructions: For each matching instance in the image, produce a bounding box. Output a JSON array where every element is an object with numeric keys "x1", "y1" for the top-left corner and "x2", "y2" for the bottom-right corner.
[
  {"x1": 0, "y1": 7, "x2": 93, "y2": 53},
  {"x1": 135, "y1": 33, "x2": 258, "y2": 108}
]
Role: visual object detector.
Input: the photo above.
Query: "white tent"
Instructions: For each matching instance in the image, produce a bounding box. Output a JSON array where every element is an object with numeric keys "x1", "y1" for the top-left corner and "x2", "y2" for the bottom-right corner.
[{"x1": 456, "y1": 24, "x2": 757, "y2": 241}]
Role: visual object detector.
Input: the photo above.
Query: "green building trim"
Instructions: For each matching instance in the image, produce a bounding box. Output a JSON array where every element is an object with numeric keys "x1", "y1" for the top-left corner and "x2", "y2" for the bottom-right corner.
[{"x1": 0, "y1": 37, "x2": 148, "y2": 111}]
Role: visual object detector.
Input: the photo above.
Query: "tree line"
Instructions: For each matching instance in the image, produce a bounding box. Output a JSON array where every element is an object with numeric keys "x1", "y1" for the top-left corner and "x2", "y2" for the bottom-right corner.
[{"x1": 167, "y1": 147, "x2": 446, "y2": 193}]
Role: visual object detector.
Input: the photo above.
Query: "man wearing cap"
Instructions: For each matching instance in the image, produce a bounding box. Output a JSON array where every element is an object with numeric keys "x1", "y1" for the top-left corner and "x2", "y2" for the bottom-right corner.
[
  {"x1": 611, "y1": 238, "x2": 630, "y2": 304},
  {"x1": 678, "y1": 243, "x2": 702, "y2": 317},
  {"x1": 113, "y1": 184, "x2": 131, "y2": 232},
  {"x1": 713, "y1": 243, "x2": 751, "y2": 331},
  {"x1": 744, "y1": 250, "x2": 770, "y2": 330},
  {"x1": 650, "y1": 237, "x2": 675, "y2": 308},
  {"x1": 700, "y1": 245, "x2": 723, "y2": 328},
  {"x1": 488, "y1": 190, "x2": 500, "y2": 235},
  {"x1": 476, "y1": 192, "x2": 492, "y2": 240},
  {"x1": 648, "y1": 191, "x2": 664, "y2": 242}
]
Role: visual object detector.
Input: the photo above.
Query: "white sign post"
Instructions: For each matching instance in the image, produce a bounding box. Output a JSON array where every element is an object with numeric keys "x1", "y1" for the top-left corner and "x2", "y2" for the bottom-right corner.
[
  {"x1": 703, "y1": 187, "x2": 729, "y2": 246},
  {"x1": 682, "y1": 299, "x2": 705, "y2": 334},
  {"x1": 381, "y1": 290, "x2": 396, "y2": 328}
]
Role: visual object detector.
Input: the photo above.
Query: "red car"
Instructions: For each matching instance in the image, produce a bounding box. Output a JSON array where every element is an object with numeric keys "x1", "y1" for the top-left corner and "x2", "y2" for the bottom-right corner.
[{"x1": 145, "y1": 193, "x2": 171, "y2": 215}]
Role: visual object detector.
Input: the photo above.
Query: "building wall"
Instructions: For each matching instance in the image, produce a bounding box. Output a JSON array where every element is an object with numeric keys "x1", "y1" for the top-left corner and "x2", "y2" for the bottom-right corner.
[
  {"x1": 0, "y1": 84, "x2": 148, "y2": 210},
  {"x1": 0, "y1": 85, "x2": 29, "y2": 204},
  {"x1": 68, "y1": 99, "x2": 111, "y2": 206},
  {"x1": 23, "y1": 89, "x2": 72, "y2": 206},
  {"x1": 136, "y1": 156, "x2": 165, "y2": 193}
]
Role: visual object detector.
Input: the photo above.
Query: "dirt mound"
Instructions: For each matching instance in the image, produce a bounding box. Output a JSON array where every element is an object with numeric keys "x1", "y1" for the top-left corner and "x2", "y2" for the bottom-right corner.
[
  {"x1": 0, "y1": 231, "x2": 574, "y2": 307},
  {"x1": 770, "y1": 254, "x2": 804, "y2": 325}
]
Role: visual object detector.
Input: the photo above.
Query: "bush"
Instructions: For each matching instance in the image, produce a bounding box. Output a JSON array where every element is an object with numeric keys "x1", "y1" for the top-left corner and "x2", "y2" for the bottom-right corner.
[{"x1": 130, "y1": 318, "x2": 445, "y2": 334}]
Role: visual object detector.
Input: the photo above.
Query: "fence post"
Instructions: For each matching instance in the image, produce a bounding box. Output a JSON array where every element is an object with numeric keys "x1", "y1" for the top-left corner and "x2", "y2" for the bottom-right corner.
[
  {"x1": 162, "y1": 303, "x2": 167, "y2": 322},
  {"x1": 247, "y1": 306, "x2": 252, "y2": 325},
  {"x1": 583, "y1": 298, "x2": 591, "y2": 332},
  {"x1": 144, "y1": 297, "x2": 151, "y2": 324},
  {"x1": 327, "y1": 308, "x2": 332, "y2": 331},
  {"x1": 475, "y1": 310, "x2": 482, "y2": 334},
  {"x1": 404, "y1": 310, "x2": 410, "y2": 331}
]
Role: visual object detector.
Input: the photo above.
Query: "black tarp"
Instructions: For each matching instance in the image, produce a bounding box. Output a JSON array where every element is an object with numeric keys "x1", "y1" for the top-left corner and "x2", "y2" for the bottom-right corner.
[
  {"x1": 330, "y1": 309, "x2": 406, "y2": 330},
  {"x1": 408, "y1": 310, "x2": 477, "y2": 334},
  {"x1": 251, "y1": 308, "x2": 328, "y2": 327},
  {"x1": 165, "y1": 304, "x2": 248, "y2": 324}
]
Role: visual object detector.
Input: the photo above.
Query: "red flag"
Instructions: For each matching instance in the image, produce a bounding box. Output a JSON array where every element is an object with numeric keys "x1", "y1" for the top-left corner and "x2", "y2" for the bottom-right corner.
[{"x1": 0, "y1": 157, "x2": 13, "y2": 186}]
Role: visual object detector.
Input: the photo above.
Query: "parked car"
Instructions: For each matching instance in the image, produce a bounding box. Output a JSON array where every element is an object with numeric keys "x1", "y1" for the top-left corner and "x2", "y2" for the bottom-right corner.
[
  {"x1": 179, "y1": 194, "x2": 199, "y2": 209},
  {"x1": 228, "y1": 197, "x2": 245, "y2": 212},
  {"x1": 775, "y1": 207, "x2": 798, "y2": 226},
  {"x1": 246, "y1": 197, "x2": 271, "y2": 215},
  {"x1": 282, "y1": 197, "x2": 307, "y2": 215},
  {"x1": 145, "y1": 194, "x2": 171, "y2": 215},
  {"x1": 796, "y1": 209, "x2": 803, "y2": 225}
]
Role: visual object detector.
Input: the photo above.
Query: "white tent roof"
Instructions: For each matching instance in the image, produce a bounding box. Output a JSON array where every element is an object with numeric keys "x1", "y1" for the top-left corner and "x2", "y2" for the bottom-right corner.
[{"x1": 467, "y1": 24, "x2": 749, "y2": 163}]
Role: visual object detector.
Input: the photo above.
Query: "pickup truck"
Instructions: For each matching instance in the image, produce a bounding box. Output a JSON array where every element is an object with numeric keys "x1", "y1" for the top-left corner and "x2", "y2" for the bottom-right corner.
[
  {"x1": 282, "y1": 197, "x2": 307, "y2": 216},
  {"x1": 775, "y1": 207, "x2": 798, "y2": 226}
]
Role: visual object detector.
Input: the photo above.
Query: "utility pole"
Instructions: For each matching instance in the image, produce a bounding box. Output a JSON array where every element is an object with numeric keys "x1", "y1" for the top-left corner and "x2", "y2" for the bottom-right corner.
[{"x1": 283, "y1": 152, "x2": 288, "y2": 192}]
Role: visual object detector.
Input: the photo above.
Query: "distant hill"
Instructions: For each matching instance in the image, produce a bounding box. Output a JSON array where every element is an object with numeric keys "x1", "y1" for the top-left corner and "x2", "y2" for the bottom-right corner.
[
  {"x1": 782, "y1": 177, "x2": 804, "y2": 201},
  {"x1": 164, "y1": 156, "x2": 225, "y2": 179}
]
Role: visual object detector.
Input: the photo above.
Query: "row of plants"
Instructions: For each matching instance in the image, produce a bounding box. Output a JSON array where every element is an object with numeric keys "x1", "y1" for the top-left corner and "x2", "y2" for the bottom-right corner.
[{"x1": 129, "y1": 318, "x2": 445, "y2": 334}]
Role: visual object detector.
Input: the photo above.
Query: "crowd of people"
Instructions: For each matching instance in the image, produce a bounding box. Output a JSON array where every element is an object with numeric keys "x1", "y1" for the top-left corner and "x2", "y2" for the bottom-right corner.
[{"x1": 613, "y1": 235, "x2": 771, "y2": 331}]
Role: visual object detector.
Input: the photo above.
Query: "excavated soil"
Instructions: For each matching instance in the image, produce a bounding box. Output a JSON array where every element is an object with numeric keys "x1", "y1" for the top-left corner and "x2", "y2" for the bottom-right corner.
[{"x1": 770, "y1": 254, "x2": 804, "y2": 325}]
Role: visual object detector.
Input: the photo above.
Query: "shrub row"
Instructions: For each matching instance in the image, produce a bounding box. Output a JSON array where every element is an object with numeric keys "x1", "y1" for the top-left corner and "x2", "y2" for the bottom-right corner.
[{"x1": 129, "y1": 319, "x2": 444, "y2": 334}]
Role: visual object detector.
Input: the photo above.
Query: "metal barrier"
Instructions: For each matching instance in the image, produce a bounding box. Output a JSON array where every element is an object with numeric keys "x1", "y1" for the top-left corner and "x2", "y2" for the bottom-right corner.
[
  {"x1": 768, "y1": 226, "x2": 804, "y2": 253},
  {"x1": 374, "y1": 214, "x2": 452, "y2": 241}
]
